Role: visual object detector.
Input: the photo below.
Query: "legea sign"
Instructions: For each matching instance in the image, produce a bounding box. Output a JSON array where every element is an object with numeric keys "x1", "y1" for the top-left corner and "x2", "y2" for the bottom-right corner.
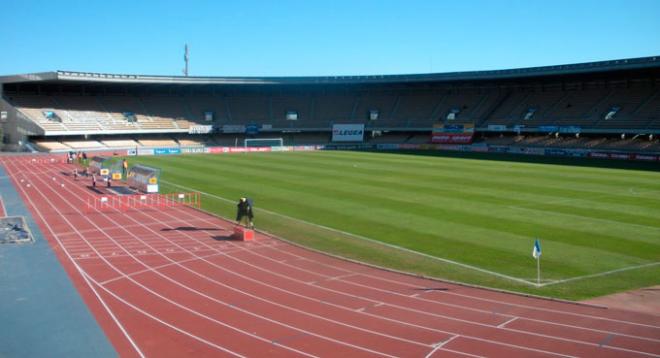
[{"x1": 332, "y1": 124, "x2": 364, "y2": 142}]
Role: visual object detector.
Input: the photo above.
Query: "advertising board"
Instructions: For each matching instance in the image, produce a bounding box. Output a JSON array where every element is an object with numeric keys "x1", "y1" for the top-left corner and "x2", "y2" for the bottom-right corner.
[
  {"x1": 431, "y1": 133, "x2": 474, "y2": 144},
  {"x1": 137, "y1": 148, "x2": 155, "y2": 156},
  {"x1": 332, "y1": 124, "x2": 365, "y2": 142},
  {"x1": 188, "y1": 125, "x2": 213, "y2": 134},
  {"x1": 154, "y1": 147, "x2": 181, "y2": 155}
]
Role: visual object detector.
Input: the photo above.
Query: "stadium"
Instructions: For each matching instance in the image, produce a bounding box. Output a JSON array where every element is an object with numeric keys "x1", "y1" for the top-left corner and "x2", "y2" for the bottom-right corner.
[
  {"x1": 1, "y1": 56, "x2": 660, "y2": 153},
  {"x1": 0, "y1": 54, "x2": 658, "y2": 357}
]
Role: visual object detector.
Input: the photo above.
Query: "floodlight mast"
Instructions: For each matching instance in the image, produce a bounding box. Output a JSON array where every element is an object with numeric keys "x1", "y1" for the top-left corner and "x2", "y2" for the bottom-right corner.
[{"x1": 183, "y1": 44, "x2": 189, "y2": 76}]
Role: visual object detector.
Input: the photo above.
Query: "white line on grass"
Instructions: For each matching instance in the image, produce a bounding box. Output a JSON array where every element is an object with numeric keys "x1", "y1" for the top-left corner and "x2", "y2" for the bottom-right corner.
[
  {"x1": 161, "y1": 179, "x2": 538, "y2": 287},
  {"x1": 538, "y1": 262, "x2": 660, "y2": 287}
]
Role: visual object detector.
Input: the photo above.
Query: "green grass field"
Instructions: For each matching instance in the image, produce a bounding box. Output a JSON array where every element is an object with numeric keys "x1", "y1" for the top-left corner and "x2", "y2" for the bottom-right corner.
[{"x1": 131, "y1": 150, "x2": 660, "y2": 300}]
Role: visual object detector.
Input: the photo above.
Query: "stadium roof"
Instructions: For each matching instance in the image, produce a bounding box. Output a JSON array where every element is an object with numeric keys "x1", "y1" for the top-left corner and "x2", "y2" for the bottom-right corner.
[{"x1": 1, "y1": 56, "x2": 659, "y2": 86}]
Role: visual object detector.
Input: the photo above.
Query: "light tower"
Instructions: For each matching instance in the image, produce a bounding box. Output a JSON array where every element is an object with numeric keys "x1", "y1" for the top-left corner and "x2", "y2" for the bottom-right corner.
[{"x1": 183, "y1": 44, "x2": 189, "y2": 76}]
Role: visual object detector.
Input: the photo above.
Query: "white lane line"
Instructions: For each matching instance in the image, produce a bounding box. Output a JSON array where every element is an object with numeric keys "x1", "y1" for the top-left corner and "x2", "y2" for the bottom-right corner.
[
  {"x1": 425, "y1": 335, "x2": 460, "y2": 358},
  {"x1": 161, "y1": 179, "x2": 536, "y2": 286},
  {"x1": 99, "y1": 252, "x2": 225, "y2": 285},
  {"x1": 25, "y1": 164, "x2": 314, "y2": 358},
  {"x1": 83, "y1": 271, "x2": 247, "y2": 358},
  {"x1": 344, "y1": 270, "x2": 660, "y2": 336},
  {"x1": 123, "y1": 202, "x2": 431, "y2": 351},
  {"x1": 325, "y1": 273, "x2": 359, "y2": 281},
  {"x1": 141, "y1": 206, "x2": 587, "y2": 358},
  {"x1": 167, "y1": 204, "x2": 660, "y2": 343},
  {"x1": 6, "y1": 164, "x2": 147, "y2": 358},
  {"x1": 322, "y1": 259, "x2": 660, "y2": 331},
  {"x1": 497, "y1": 317, "x2": 518, "y2": 328},
  {"x1": 37, "y1": 166, "x2": 414, "y2": 357},
  {"x1": 160, "y1": 206, "x2": 660, "y2": 356}
]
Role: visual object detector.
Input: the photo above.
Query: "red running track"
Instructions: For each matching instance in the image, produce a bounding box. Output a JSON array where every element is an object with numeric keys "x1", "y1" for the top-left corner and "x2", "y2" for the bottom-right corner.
[{"x1": 3, "y1": 156, "x2": 659, "y2": 357}]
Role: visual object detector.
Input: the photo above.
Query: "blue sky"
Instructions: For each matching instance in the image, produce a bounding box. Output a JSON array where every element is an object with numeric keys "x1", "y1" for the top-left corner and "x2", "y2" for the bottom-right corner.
[{"x1": 2, "y1": 0, "x2": 659, "y2": 77}]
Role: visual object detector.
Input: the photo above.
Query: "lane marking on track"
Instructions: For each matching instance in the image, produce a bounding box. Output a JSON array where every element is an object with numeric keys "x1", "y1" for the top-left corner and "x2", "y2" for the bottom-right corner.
[
  {"x1": 95, "y1": 179, "x2": 660, "y2": 356},
  {"x1": 425, "y1": 335, "x2": 459, "y2": 358},
  {"x1": 158, "y1": 207, "x2": 660, "y2": 356},
  {"x1": 246, "y1": 226, "x2": 660, "y2": 337},
  {"x1": 161, "y1": 180, "x2": 537, "y2": 287},
  {"x1": 24, "y1": 164, "x2": 317, "y2": 358},
  {"x1": 14, "y1": 164, "x2": 660, "y2": 356},
  {"x1": 6, "y1": 163, "x2": 146, "y2": 358},
  {"x1": 497, "y1": 317, "x2": 518, "y2": 328},
  {"x1": 83, "y1": 271, "x2": 248, "y2": 358},
  {"x1": 100, "y1": 252, "x2": 226, "y2": 285},
  {"x1": 35, "y1": 165, "x2": 419, "y2": 357}
]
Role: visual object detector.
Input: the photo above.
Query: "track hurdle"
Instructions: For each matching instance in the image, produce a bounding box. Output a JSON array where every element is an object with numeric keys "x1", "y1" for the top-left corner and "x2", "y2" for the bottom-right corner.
[
  {"x1": 25, "y1": 156, "x2": 63, "y2": 165},
  {"x1": 86, "y1": 192, "x2": 201, "y2": 212}
]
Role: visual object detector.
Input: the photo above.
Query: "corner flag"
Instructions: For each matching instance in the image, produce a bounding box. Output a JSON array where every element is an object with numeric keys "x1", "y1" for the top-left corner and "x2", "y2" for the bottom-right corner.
[{"x1": 532, "y1": 239, "x2": 541, "y2": 259}]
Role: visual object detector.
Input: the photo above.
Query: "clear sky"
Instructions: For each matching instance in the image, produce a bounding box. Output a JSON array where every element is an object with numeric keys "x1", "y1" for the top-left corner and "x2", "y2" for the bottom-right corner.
[{"x1": 2, "y1": 0, "x2": 659, "y2": 77}]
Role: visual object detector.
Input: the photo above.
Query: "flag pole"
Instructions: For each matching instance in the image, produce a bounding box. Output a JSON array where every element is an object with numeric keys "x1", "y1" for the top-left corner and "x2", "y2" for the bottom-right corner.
[
  {"x1": 533, "y1": 238, "x2": 542, "y2": 287},
  {"x1": 536, "y1": 255, "x2": 541, "y2": 286}
]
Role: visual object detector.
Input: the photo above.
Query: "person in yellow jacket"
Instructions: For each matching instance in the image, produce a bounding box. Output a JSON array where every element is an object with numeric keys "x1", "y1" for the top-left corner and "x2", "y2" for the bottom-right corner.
[{"x1": 122, "y1": 159, "x2": 128, "y2": 178}]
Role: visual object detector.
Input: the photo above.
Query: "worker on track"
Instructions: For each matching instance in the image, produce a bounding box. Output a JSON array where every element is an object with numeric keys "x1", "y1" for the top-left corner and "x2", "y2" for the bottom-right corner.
[{"x1": 236, "y1": 197, "x2": 254, "y2": 228}]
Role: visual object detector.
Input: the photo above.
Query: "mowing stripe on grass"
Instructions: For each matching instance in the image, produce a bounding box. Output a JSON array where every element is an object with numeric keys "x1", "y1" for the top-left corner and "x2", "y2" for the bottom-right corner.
[{"x1": 131, "y1": 151, "x2": 660, "y2": 299}]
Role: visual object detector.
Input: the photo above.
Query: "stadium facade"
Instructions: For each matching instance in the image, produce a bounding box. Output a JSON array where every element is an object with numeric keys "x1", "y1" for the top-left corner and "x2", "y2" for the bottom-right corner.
[{"x1": 0, "y1": 56, "x2": 659, "y2": 157}]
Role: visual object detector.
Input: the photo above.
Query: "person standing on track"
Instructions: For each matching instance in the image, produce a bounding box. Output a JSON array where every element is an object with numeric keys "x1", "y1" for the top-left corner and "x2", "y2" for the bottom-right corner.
[
  {"x1": 236, "y1": 197, "x2": 254, "y2": 228},
  {"x1": 122, "y1": 159, "x2": 128, "y2": 178},
  {"x1": 92, "y1": 173, "x2": 97, "y2": 187}
]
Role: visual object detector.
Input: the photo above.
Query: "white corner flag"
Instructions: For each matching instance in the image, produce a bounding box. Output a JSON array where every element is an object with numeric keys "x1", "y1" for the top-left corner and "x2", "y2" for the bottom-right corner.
[
  {"x1": 532, "y1": 239, "x2": 542, "y2": 259},
  {"x1": 532, "y1": 239, "x2": 542, "y2": 286}
]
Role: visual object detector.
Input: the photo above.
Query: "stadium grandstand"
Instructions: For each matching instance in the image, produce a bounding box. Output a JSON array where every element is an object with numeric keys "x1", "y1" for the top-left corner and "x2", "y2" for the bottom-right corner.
[{"x1": 1, "y1": 56, "x2": 659, "y2": 157}]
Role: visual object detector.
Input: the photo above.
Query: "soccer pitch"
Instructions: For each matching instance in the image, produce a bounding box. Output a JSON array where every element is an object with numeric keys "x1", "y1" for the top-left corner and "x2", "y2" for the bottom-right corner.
[{"x1": 132, "y1": 150, "x2": 660, "y2": 300}]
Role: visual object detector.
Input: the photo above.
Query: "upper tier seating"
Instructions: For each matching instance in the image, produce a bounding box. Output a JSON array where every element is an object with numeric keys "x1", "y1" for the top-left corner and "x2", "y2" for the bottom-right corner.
[
  {"x1": 34, "y1": 141, "x2": 71, "y2": 151},
  {"x1": 61, "y1": 140, "x2": 105, "y2": 149},
  {"x1": 138, "y1": 139, "x2": 179, "y2": 147},
  {"x1": 7, "y1": 84, "x2": 659, "y2": 135},
  {"x1": 101, "y1": 139, "x2": 141, "y2": 148}
]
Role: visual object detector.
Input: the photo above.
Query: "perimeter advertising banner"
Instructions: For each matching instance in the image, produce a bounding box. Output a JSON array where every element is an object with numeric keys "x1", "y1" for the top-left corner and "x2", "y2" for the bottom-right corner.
[
  {"x1": 332, "y1": 124, "x2": 365, "y2": 142},
  {"x1": 154, "y1": 147, "x2": 181, "y2": 155},
  {"x1": 431, "y1": 123, "x2": 474, "y2": 144}
]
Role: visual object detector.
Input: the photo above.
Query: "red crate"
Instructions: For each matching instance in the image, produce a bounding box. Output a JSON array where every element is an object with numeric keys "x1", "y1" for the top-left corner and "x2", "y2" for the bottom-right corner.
[{"x1": 233, "y1": 226, "x2": 255, "y2": 241}]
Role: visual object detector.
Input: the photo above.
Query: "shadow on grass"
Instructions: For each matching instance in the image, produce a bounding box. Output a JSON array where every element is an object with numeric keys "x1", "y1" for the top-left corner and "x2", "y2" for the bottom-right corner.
[{"x1": 371, "y1": 149, "x2": 660, "y2": 172}]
